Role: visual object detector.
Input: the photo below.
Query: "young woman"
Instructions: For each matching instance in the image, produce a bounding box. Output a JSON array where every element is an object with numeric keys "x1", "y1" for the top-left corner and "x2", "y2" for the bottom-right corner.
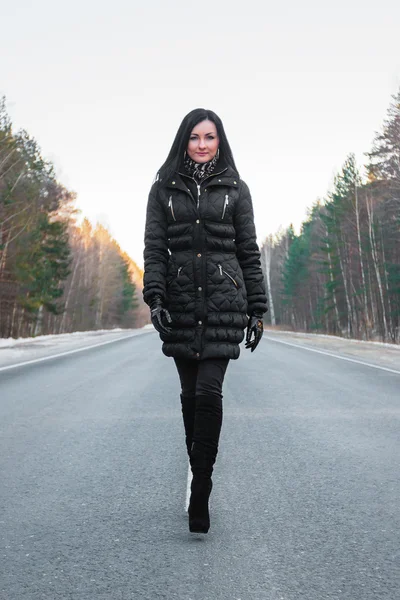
[{"x1": 143, "y1": 108, "x2": 268, "y2": 534}]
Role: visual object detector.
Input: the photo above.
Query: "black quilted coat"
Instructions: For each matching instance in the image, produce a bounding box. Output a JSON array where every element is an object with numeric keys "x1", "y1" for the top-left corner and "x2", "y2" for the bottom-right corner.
[{"x1": 143, "y1": 158, "x2": 268, "y2": 360}]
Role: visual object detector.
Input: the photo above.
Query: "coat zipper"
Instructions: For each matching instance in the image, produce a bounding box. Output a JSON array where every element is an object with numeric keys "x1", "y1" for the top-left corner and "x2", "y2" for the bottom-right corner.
[
  {"x1": 176, "y1": 167, "x2": 228, "y2": 211},
  {"x1": 217, "y1": 263, "x2": 238, "y2": 288},
  {"x1": 168, "y1": 196, "x2": 176, "y2": 221},
  {"x1": 168, "y1": 265, "x2": 182, "y2": 286},
  {"x1": 196, "y1": 184, "x2": 201, "y2": 209},
  {"x1": 221, "y1": 194, "x2": 229, "y2": 219}
]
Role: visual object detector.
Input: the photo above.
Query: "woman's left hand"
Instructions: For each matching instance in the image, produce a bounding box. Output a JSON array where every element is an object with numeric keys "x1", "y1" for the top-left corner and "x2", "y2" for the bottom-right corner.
[{"x1": 245, "y1": 313, "x2": 264, "y2": 352}]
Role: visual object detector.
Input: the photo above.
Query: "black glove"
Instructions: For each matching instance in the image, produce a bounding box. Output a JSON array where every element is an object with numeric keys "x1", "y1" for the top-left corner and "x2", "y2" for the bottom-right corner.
[
  {"x1": 245, "y1": 312, "x2": 264, "y2": 352},
  {"x1": 149, "y1": 295, "x2": 172, "y2": 335}
]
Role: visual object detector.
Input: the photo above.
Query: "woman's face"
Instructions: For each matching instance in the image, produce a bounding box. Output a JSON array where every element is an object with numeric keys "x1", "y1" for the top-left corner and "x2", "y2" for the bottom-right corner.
[{"x1": 187, "y1": 119, "x2": 219, "y2": 163}]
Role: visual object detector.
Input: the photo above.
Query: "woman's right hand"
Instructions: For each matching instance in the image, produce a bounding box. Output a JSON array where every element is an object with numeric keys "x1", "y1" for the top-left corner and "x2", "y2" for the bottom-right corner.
[{"x1": 149, "y1": 295, "x2": 173, "y2": 335}]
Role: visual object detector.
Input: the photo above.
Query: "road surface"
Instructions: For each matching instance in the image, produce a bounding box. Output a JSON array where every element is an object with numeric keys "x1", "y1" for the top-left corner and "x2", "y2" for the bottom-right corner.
[{"x1": 1, "y1": 330, "x2": 399, "y2": 599}]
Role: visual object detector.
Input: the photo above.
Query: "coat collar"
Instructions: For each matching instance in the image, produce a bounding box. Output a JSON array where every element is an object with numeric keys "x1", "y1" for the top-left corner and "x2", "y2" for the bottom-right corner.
[{"x1": 164, "y1": 158, "x2": 240, "y2": 192}]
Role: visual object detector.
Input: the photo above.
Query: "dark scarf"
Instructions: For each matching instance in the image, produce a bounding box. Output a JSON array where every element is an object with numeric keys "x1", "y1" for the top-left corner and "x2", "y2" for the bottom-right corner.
[{"x1": 183, "y1": 151, "x2": 219, "y2": 182}]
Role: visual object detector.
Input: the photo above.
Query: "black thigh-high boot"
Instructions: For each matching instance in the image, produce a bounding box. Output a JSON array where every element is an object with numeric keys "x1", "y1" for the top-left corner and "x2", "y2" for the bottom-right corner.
[
  {"x1": 180, "y1": 393, "x2": 196, "y2": 458},
  {"x1": 188, "y1": 394, "x2": 223, "y2": 533}
]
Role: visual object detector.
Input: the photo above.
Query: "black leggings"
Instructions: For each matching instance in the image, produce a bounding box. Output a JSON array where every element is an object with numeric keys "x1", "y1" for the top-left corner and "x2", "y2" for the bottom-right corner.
[{"x1": 174, "y1": 357, "x2": 230, "y2": 399}]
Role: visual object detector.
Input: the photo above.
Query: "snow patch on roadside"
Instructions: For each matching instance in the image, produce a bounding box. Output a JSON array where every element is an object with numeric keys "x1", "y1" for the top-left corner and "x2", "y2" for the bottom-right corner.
[
  {"x1": 266, "y1": 328, "x2": 400, "y2": 350},
  {"x1": 0, "y1": 327, "x2": 150, "y2": 349}
]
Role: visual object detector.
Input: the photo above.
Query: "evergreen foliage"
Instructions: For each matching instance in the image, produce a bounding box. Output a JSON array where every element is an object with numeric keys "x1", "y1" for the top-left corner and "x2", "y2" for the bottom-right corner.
[
  {"x1": 261, "y1": 89, "x2": 400, "y2": 343},
  {"x1": 2, "y1": 86, "x2": 399, "y2": 342},
  {"x1": 0, "y1": 97, "x2": 142, "y2": 338}
]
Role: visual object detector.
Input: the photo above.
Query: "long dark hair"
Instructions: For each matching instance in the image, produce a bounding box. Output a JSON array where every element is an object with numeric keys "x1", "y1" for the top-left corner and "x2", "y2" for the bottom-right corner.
[{"x1": 156, "y1": 108, "x2": 239, "y2": 183}]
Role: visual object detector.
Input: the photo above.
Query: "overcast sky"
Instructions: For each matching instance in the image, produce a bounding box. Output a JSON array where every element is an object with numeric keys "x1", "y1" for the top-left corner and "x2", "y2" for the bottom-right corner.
[{"x1": 1, "y1": 0, "x2": 399, "y2": 269}]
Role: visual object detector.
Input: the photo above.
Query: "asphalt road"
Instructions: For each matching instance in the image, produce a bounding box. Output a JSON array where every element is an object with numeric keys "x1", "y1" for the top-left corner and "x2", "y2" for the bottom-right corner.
[{"x1": 0, "y1": 331, "x2": 399, "y2": 600}]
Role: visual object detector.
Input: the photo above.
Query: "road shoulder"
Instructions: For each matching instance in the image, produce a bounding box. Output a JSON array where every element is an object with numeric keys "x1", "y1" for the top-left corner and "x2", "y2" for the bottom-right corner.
[
  {"x1": 263, "y1": 329, "x2": 400, "y2": 373},
  {"x1": 0, "y1": 328, "x2": 154, "y2": 370}
]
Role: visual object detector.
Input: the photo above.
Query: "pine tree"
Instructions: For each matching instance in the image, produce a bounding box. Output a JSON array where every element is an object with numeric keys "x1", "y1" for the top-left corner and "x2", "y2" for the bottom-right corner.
[
  {"x1": 15, "y1": 213, "x2": 71, "y2": 334},
  {"x1": 367, "y1": 89, "x2": 400, "y2": 188},
  {"x1": 282, "y1": 222, "x2": 312, "y2": 329}
]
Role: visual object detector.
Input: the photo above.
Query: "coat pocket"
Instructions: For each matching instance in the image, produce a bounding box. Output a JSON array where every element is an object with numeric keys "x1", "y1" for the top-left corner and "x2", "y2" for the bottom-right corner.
[
  {"x1": 221, "y1": 194, "x2": 229, "y2": 220},
  {"x1": 217, "y1": 263, "x2": 238, "y2": 288},
  {"x1": 168, "y1": 195, "x2": 176, "y2": 221},
  {"x1": 167, "y1": 265, "x2": 183, "y2": 286}
]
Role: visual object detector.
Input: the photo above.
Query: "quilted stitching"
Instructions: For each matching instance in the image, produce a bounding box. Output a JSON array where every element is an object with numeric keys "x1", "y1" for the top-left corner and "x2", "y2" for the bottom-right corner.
[{"x1": 143, "y1": 167, "x2": 267, "y2": 360}]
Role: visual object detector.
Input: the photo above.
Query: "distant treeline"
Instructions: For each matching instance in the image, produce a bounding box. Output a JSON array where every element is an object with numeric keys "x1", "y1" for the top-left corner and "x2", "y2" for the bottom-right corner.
[
  {"x1": 0, "y1": 97, "x2": 143, "y2": 338},
  {"x1": 262, "y1": 88, "x2": 400, "y2": 343},
  {"x1": 2, "y1": 89, "x2": 399, "y2": 343}
]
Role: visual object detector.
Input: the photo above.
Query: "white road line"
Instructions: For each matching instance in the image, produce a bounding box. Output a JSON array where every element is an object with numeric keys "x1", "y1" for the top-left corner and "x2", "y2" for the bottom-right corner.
[
  {"x1": 264, "y1": 336, "x2": 400, "y2": 375},
  {"x1": 0, "y1": 333, "x2": 143, "y2": 373},
  {"x1": 185, "y1": 462, "x2": 192, "y2": 513}
]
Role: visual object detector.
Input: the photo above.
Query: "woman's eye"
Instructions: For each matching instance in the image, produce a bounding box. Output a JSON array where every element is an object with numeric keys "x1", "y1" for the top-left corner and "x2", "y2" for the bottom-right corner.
[{"x1": 189, "y1": 135, "x2": 215, "y2": 140}]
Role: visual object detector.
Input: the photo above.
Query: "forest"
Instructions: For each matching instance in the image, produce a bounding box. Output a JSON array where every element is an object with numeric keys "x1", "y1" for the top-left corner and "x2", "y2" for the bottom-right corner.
[
  {"x1": 0, "y1": 97, "x2": 146, "y2": 338},
  {"x1": 0, "y1": 89, "x2": 399, "y2": 342},
  {"x1": 261, "y1": 89, "x2": 400, "y2": 343}
]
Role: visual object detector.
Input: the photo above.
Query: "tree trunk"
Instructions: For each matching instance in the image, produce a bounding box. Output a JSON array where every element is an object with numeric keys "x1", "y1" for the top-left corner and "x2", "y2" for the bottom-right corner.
[
  {"x1": 263, "y1": 240, "x2": 276, "y2": 325},
  {"x1": 336, "y1": 232, "x2": 352, "y2": 337},
  {"x1": 355, "y1": 185, "x2": 369, "y2": 335},
  {"x1": 34, "y1": 305, "x2": 43, "y2": 337},
  {"x1": 325, "y1": 226, "x2": 341, "y2": 333},
  {"x1": 380, "y1": 227, "x2": 394, "y2": 341},
  {"x1": 366, "y1": 194, "x2": 388, "y2": 341}
]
